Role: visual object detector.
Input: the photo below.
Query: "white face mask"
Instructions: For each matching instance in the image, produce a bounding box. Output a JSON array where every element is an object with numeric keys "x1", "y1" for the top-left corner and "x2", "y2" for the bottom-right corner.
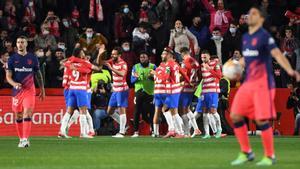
[
  {"x1": 229, "y1": 27, "x2": 237, "y2": 34},
  {"x1": 122, "y1": 47, "x2": 130, "y2": 52},
  {"x1": 175, "y1": 28, "x2": 182, "y2": 32},
  {"x1": 36, "y1": 51, "x2": 44, "y2": 57},
  {"x1": 58, "y1": 44, "x2": 65, "y2": 50},
  {"x1": 86, "y1": 33, "x2": 93, "y2": 38},
  {"x1": 42, "y1": 30, "x2": 49, "y2": 35},
  {"x1": 63, "y1": 21, "x2": 69, "y2": 27},
  {"x1": 29, "y1": 2, "x2": 34, "y2": 7},
  {"x1": 212, "y1": 35, "x2": 221, "y2": 41}
]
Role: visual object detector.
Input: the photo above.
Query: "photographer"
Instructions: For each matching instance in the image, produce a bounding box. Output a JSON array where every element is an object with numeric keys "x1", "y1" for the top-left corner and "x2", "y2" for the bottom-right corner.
[
  {"x1": 91, "y1": 80, "x2": 111, "y2": 135},
  {"x1": 286, "y1": 83, "x2": 300, "y2": 135}
]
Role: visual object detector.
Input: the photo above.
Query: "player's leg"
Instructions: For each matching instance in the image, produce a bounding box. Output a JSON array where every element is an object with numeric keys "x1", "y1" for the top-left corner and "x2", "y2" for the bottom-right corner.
[
  {"x1": 107, "y1": 92, "x2": 120, "y2": 124},
  {"x1": 202, "y1": 94, "x2": 211, "y2": 139},
  {"x1": 209, "y1": 93, "x2": 222, "y2": 138},
  {"x1": 191, "y1": 97, "x2": 202, "y2": 138},
  {"x1": 20, "y1": 95, "x2": 35, "y2": 147},
  {"x1": 179, "y1": 93, "x2": 190, "y2": 136},
  {"x1": 153, "y1": 106, "x2": 162, "y2": 137},
  {"x1": 163, "y1": 94, "x2": 176, "y2": 138},
  {"x1": 141, "y1": 93, "x2": 155, "y2": 136},
  {"x1": 132, "y1": 91, "x2": 143, "y2": 137},
  {"x1": 86, "y1": 92, "x2": 95, "y2": 136},
  {"x1": 113, "y1": 90, "x2": 129, "y2": 138},
  {"x1": 15, "y1": 112, "x2": 23, "y2": 144},
  {"x1": 230, "y1": 87, "x2": 255, "y2": 165},
  {"x1": 78, "y1": 106, "x2": 92, "y2": 138},
  {"x1": 67, "y1": 109, "x2": 80, "y2": 129},
  {"x1": 59, "y1": 90, "x2": 75, "y2": 138}
]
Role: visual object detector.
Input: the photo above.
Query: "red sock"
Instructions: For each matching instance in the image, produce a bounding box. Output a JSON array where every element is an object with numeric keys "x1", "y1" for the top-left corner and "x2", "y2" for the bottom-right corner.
[
  {"x1": 15, "y1": 119, "x2": 23, "y2": 139},
  {"x1": 233, "y1": 121, "x2": 251, "y2": 153},
  {"x1": 260, "y1": 124, "x2": 274, "y2": 157},
  {"x1": 23, "y1": 118, "x2": 32, "y2": 139}
]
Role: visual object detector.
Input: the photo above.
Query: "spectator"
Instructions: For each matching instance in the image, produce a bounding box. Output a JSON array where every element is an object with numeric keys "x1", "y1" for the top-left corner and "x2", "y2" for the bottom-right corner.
[
  {"x1": 3, "y1": 39, "x2": 15, "y2": 55},
  {"x1": 34, "y1": 24, "x2": 57, "y2": 50},
  {"x1": 24, "y1": 0, "x2": 36, "y2": 23},
  {"x1": 43, "y1": 10, "x2": 60, "y2": 38},
  {"x1": 138, "y1": 0, "x2": 157, "y2": 24},
  {"x1": 0, "y1": 30, "x2": 8, "y2": 51},
  {"x1": 60, "y1": 17, "x2": 79, "y2": 57},
  {"x1": 286, "y1": 83, "x2": 300, "y2": 135},
  {"x1": 280, "y1": 26, "x2": 299, "y2": 69},
  {"x1": 114, "y1": 4, "x2": 135, "y2": 44},
  {"x1": 150, "y1": 19, "x2": 170, "y2": 65},
  {"x1": 168, "y1": 20, "x2": 199, "y2": 62},
  {"x1": 91, "y1": 80, "x2": 110, "y2": 135},
  {"x1": 224, "y1": 21, "x2": 242, "y2": 57},
  {"x1": 70, "y1": 7, "x2": 80, "y2": 29},
  {"x1": 0, "y1": 10, "x2": 9, "y2": 30},
  {"x1": 238, "y1": 14, "x2": 248, "y2": 34},
  {"x1": 156, "y1": 0, "x2": 180, "y2": 30},
  {"x1": 131, "y1": 51, "x2": 156, "y2": 137},
  {"x1": 121, "y1": 40, "x2": 137, "y2": 87},
  {"x1": 0, "y1": 50, "x2": 10, "y2": 88},
  {"x1": 4, "y1": 0, "x2": 17, "y2": 32},
  {"x1": 203, "y1": 27, "x2": 230, "y2": 65},
  {"x1": 200, "y1": 0, "x2": 233, "y2": 35},
  {"x1": 34, "y1": 47, "x2": 47, "y2": 84},
  {"x1": 77, "y1": 27, "x2": 108, "y2": 54},
  {"x1": 45, "y1": 48, "x2": 64, "y2": 87},
  {"x1": 189, "y1": 16, "x2": 210, "y2": 51},
  {"x1": 132, "y1": 22, "x2": 151, "y2": 53}
]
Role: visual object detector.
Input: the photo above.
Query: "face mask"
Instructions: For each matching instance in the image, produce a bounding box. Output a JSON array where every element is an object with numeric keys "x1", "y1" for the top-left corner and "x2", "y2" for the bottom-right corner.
[
  {"x1": 229, "y1": 28, "x2": 237, "y2": 34},
  {"x1": 29, "y1": 1, "x2": 33, "y2": 7},
  {"x1": 176, "y1": 28, "x2": 182, "y2": 32},
  {"x1": 122, "y1": 47, "x2": 130, "y2": 52},
  {"x1": 212, "y1": 35, "x2": 221, "y2": 41},
  {"x1": 58, "y1": 45, "x2": 65, "y2": 50},
  {"x1": 36, "y1": 51, "x2": 44, "y2": 57},
  {"x1": 123, "y1": 7, "x2": 129, "y2": 14},
  {"x1": 86, "y1": 33, "x2": 93, "y2": 38},
  {"x1": 42, "y1": 30, "x2": 49, "y2": 35},
  {"x1": 63, "y1": 21, "x2": 69, "y2": 27}
]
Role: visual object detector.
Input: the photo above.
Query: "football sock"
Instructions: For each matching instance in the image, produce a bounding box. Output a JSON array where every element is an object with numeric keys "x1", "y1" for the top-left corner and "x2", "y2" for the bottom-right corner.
[
  {"x1": 23, "y1": 117, "x2": 32, "y2": 139},
  {"x1": 203, "y1": 113, "x2": 210, "y2": 135},
  {"x1": 86, "y1": 110, "x2": 94, "y2": 132},
  {"x1": 181, "y1": 114, "x2": 190, "y2": 135},
  {"x1": 208, "y1": 114, "x2": 217, "y2": 133},
  {"x1": 174, "y1": 114, "x2": 184, "y2": 135},
  {"x1": 119, "y1": 114, "x2": 127, "y2": 134},
  {"x1": 153, "y1": 124, "x2": 159, "y2": 135},
  {"x1": 163, "y1": 111, "x2": 174, "y2": 131},
  {"x1": 61, "y1": 112, "x2": 71, "y2": 134},
  {"x1": 212, "y1": 112, "x2": 222, "y2": 131},
  {"x1": 15, "y1": 118, "x2": 23, "y2": 139},
  {"x1": 110, "y1": 112, "x2": 120, "y2": 124},
  {"x1": 233, "y1": 121, "x2": 251, "y2": 153},
  {"x1": 67, "y1": 110, "x2": 79, "y2": 128},
  {"x1": 187, "y1": 111, "x2": 199, "y2": 130},
  {"x1": 259, "y1": 123, "x2": 275, "y2": 157},
  {"x1": 79, "y1": 114, "x2": 87, "y2": 135}
]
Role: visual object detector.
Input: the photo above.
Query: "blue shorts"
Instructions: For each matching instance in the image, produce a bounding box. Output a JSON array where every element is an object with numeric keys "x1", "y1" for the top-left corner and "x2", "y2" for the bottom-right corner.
[
  {"x1": 154, "y1": 93, "x2": 167, "y2": 108},
  {"x1": 179, "y1": 93, "x2": 193, "y2": 107},
  {"x1": 108, "y1": 90, "x2": 129, "y2": 108},
  {"x1": 67, "y1": 89, "x2": 89, "y2": 108},
  {"x1": 87, "y1": 92, "x2": 92, "y2": 109},
  {"x1": 165, "y1": 93, "x2": 180, "y2": 109},
  {"x1": 201, "y1": 92, "x2": 219, "y2": 109},
  {"x1": 63, "y1": 89, "x2": 69, "y2": 108},
  {"x1": 196, "y1": 97, "x2": 202, "y2": 113}
]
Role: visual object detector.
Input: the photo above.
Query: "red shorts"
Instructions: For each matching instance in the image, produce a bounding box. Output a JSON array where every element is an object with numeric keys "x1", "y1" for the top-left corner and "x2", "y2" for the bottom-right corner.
[
  {"x1": 231, "y1": 84, "x2": 276, "y2": 120},
  {"x1": 12, "y1": 94, "x2": 35, "y2": 113}
]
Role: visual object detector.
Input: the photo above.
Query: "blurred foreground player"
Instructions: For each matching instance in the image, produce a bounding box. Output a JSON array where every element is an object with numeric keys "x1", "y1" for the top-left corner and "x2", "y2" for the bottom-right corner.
[
  {"x1": 6, "y1": 36, "x2": 45, "y2": 148},
  {"x1": 230, "y1": 7, "x2": 300, "y2": 166}
]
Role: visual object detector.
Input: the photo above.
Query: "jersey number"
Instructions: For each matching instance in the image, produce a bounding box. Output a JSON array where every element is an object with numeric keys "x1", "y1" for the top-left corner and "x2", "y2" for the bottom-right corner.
[{"x1": 72, "y1": 70, "x2": 80, "y2": 81}]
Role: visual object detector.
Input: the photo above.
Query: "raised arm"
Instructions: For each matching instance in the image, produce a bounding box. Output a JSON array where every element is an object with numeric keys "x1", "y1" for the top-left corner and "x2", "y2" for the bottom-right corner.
[{"x1": 201, "y1": 0, "x2": 216, "y2": 13}]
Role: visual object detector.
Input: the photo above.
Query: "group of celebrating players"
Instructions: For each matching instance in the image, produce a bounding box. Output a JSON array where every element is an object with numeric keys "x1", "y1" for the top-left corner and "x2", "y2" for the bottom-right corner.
[{"x1": 5, "y1": 6, "x2": 300, "y2": 166}]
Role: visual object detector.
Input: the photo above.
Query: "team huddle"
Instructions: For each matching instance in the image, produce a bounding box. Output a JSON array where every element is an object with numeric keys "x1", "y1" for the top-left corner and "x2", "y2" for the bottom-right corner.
[{"x1": 5, "y1": 6, "x2": 300, "y2": 166}]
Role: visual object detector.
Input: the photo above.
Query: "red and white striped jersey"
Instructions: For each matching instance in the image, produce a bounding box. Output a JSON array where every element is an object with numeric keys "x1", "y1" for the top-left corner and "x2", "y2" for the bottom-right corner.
[
  {"x1": 108, "y1": 58, "x2": 129, "y2": 92},
  {"x1": 181, "y1": 56, "x2": 200, "y2": 93},
  {"x1": 165, "y1": 60, "x2": 190, "y2": 94},
  {"x1": 62, "y1": 60, "x2": 71, "y2": 89},
  {"x1": 201, "y1": 60, "x2": 222, "y2": 93},
  {"x1": 64, "y1": 57, "x2": 93, "y2": 90},
  {"x1": 154, "y1": 62, "x2": 167, "y2": 94}
]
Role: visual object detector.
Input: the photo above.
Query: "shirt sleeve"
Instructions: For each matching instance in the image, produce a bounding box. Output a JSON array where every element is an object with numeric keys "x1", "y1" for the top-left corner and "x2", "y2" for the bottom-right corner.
[
  {"x1": 130, "y1": 65, "x2": 138, "y2": 84},
  {"x1": 7, "y1": 56, "x2": 14, "y2": 71},
  {"x1": 266, "y1": 33, "x2": 278, "y2": 52}
]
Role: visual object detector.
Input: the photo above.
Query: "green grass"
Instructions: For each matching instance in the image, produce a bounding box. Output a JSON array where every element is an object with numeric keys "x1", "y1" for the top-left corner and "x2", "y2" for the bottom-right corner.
[{"x1": 0, "y1": 136, "x2": 299, "y2": 169}]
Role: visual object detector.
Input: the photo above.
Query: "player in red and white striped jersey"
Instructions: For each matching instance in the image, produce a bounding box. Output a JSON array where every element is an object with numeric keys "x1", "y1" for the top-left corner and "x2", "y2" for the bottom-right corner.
[
  {"x1": 200, "y1": 50, "x2": 223, "y2": 139},
  {"x1": 104, "y1": 47, "x2": 129, "y2": 138},
  {"x1": 179, "y1": 47, "x2": 202, "y2": 138}
]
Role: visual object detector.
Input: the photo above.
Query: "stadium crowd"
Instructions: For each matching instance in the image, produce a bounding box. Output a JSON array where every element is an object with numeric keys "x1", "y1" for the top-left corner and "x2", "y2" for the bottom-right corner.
[{"x1": 0, "y1": 0, "x2": 300, "y2": 136}]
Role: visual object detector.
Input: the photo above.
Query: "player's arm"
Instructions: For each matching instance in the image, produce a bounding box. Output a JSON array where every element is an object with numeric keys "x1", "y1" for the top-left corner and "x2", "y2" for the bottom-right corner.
[
  {"x1": 179, "y1": 67, "x2": 190, "y2": 83},
  {"x1": 35, "y1": 70, "x2": 45, "y2": 101},
  {"x1": 131, "y1": 66, "x2": 139, "y2": 84},
  {"x1": 5, "y1": 70, "x2": 22, "y2": 88},
  {"x1": 205, "y1": 64, "x2": 222, "y2": 79},
  {"x1": 104, "y1": 62, "x2": 126, "y2": 76},
  {"x1": 271, "y1": 48, "x2": 300, "y2": 81}
]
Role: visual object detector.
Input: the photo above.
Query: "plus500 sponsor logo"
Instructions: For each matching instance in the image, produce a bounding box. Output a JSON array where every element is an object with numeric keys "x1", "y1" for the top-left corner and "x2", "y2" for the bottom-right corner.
[{"x1": 0, "y1": 109, "x2": 78, "y2": 125}]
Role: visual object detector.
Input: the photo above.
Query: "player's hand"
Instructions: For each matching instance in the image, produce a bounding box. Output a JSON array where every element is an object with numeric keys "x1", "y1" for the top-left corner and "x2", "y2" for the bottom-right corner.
[
  {"x1": 39, "y1": 89, "x2": 45, "y2": 101},
  {"x1": 294, "y1": 71, "x2": 300, "y2": 82},
  {"x1": 104, "y1": 62, "x2": 112, "y2": 70},
  {"x1": 98, "y1": 44, "x2": 106, "y2": 54},
  {"x1": 13, "y1": 83, "x2": 22, "y2": 90},
  {"x1": 202, "y1": 63, "x2": 211, "y2": 70},
  {"x1": 132, "y1": 72, "x2": 139, "y2": 78},
  {"x1": 150, "y1": 70, "x2": 156, "y2": 75}
]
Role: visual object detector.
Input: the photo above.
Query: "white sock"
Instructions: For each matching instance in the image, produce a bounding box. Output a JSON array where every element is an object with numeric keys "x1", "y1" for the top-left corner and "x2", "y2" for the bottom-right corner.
[
  {"x1": 173, "y1": 114, "x2": 184, "y2": 135},
  {"x1": 119, "y1": 114, "x2": 127, "y2": 134},
  {"x1": 86, "y1": 110, "x2": 94, "y2": 132},
  {"x1": 79, "y1": 114, "x2": 88, "y2": 136},
  {"x1": 208, "y1": 114, "x2": 217, "y2": 133},
  {"x1": 68, "y1": 109, "x2": 80, "y2": 128},
  {"x1": 187, "y1": 111, "x2": 199, "y2": 130},
  {"x1": 203, "y1": 113, "x2": 210, "y2": 136},
  {"x1": 193, "y1": 111, "x2": 201, "y2": 120},
  {"x1": 163, "y1": 111, "x2": 174, "y2": 131},
  {"x1": 181, "y1": 114, "x2": 190, "y2": 135},
  {"x1": 110, "y1": 112, "x2": 120, "y2": 124},
  {"x1": 212, "y1": 113, "x2": 222, "y2": 131},
  {"x1": 153, "y1": 124, "x2": 159, "y2": 135},
  {"x1": 60, "y1": 113, "x2": 71, "y2": 134}
]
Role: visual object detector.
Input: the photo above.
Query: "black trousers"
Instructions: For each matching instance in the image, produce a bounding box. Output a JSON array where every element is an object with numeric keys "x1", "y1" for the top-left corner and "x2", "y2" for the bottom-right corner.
[{"x1": 133, "y1": 90, "x2": 154, "y2": 132}]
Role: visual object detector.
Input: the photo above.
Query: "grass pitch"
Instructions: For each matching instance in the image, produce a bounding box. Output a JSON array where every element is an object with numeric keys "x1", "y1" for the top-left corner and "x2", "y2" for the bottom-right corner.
[{"x1": 0, "y1": 136, "x2": 299, "y2": 169}]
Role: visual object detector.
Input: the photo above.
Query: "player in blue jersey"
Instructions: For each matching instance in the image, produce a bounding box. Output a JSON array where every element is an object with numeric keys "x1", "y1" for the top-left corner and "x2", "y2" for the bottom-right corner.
[
  {"x1": 230, "y1": 7, "x2": 300, "y2": 166},
  {"x1": 6, "y1": 36, "x2": 45, "y2": 148}
]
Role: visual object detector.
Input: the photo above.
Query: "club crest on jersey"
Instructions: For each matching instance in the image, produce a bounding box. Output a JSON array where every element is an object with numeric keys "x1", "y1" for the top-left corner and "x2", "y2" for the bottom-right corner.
[
  {"x1": 251, "y1": 38, "x2": 258, "y2": 46},
  {"x1": 27, "y1": 59, "x2": 32, "y2": 65}
]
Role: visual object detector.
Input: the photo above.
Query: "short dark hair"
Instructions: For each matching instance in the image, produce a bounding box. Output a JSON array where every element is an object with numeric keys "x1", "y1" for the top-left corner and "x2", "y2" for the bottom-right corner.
[
  {"x1": 0, "y1": 50, "x2": 8, "y2": 56},
  {"x1": 179, "y1": 47, "x2": 190, "y2": 54},
  {"x1": 17, "y1": 35, "x2": 28, "y2": 41},
  {"x1": 139, "y1": 50, "x2": 148, "y2": 56},
  {"x1": 250, "y1": 6, "x2": 267, "y2": 19},
  {"x1": 73, "y1": 48, "x2": 82, "y2": 58},
  {"x1": 201, "y1": 50, "x2": 210, "y2": 55},
  {"x1": 113, "y1": 46, "x2": 123, "y2": 55},
  {"x1": 163, "y1": 47, "x2": 175, "y2": 56},
  {"x1": 212, "y1": 27, "x2": 221, "y2": 32},
  {"x1": 55, "y1": 48, "x2": 64, "y2": 53}
]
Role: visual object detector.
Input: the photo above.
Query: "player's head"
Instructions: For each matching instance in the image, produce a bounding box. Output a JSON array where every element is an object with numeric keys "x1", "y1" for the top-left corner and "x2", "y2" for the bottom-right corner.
[
  {"x1": 139, "y1": 50, "x2": 149, "y2": 65},
  {"x1": 247, "y1": 6, "x2": 266, "y2": 27},
  {"x1": 179, "y1": 47, "x2": 190, "y2": 59},
  {"x1": 111, "y1": 47, "x2": 122, "y2": 61},
  {"x1": 161, "y1": 47, "x2": 174, "y2": 62},
  {"x1": 16, "y1": 36, "x2": 28, "y2": 52},
  {"x1": 73, "y1": 48, "x2": 85, "y2": 59},
  {"x1": 201, "y1": 50, "x2": 211, "y2": 63},
  {"x1": 0, "y1": 50, "x2": 9, "y2": 63}
]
